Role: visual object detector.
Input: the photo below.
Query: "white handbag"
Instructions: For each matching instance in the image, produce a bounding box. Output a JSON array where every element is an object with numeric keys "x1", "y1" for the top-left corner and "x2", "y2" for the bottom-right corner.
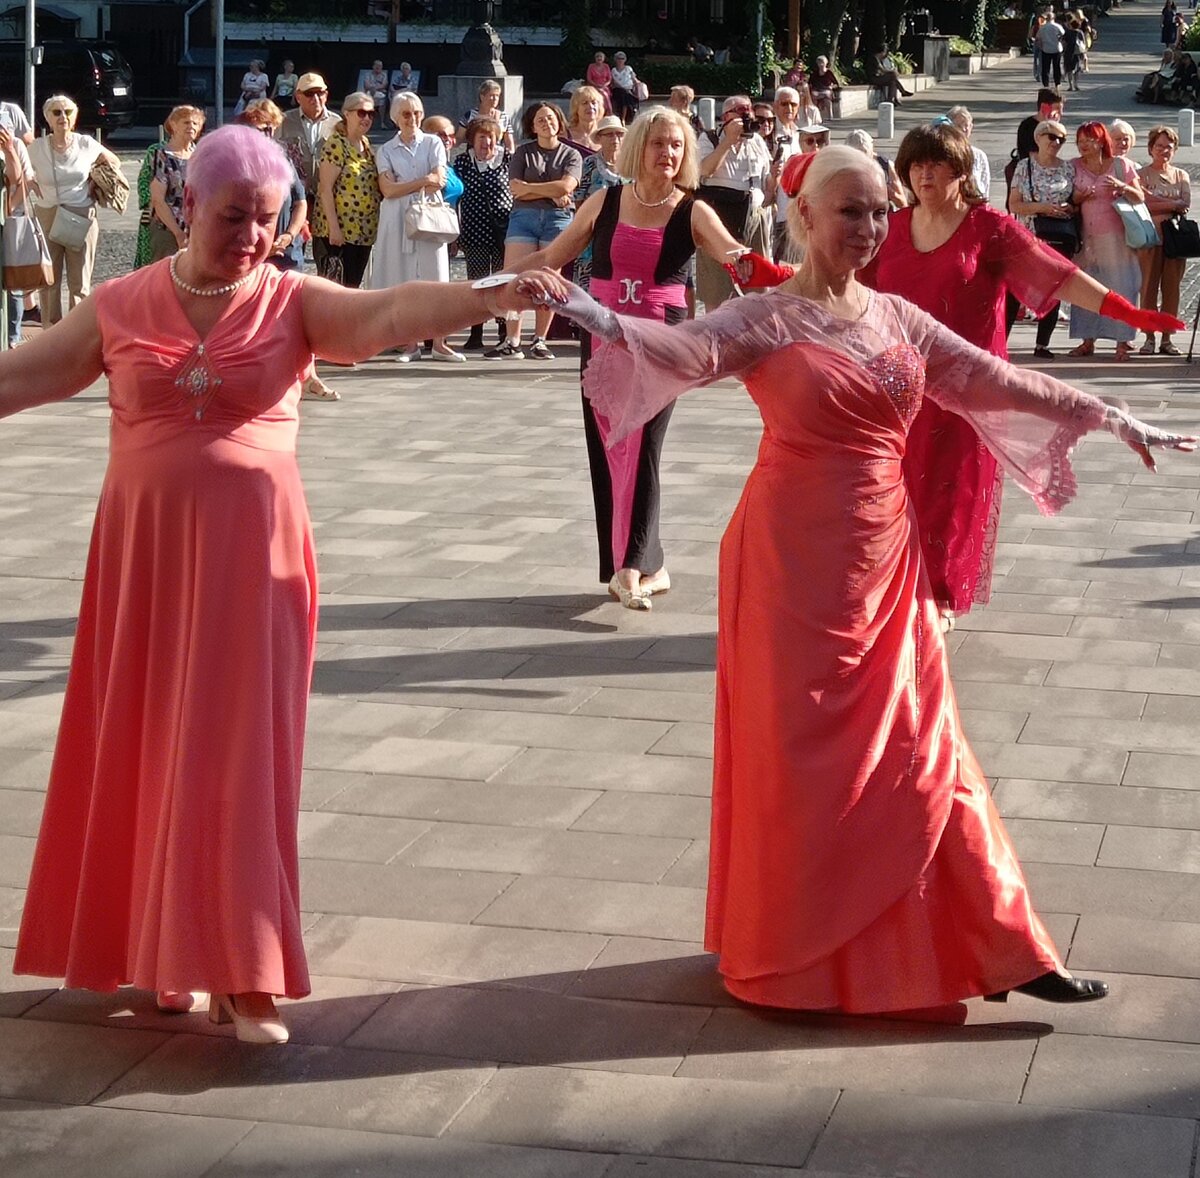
[
  {"x1": 47, "y1": 142, "x2": 95, "y2": 250},
  {"x1": 2, "y1": 176, "x2": 54, "y2": 291},
  {"x1": 403, "y1": 190, "x2": 459, "y2": 244}
]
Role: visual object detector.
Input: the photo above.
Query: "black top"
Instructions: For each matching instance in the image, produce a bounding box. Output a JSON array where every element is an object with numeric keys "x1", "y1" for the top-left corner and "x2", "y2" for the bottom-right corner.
[{"x1": 590, "y1": 184, "x2": 697, "y2": 287}]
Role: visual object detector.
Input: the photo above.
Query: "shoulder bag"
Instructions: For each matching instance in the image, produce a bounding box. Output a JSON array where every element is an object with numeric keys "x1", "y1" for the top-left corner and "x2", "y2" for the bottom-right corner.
[
  {"x1": 46, "y1": 140, "x2": 95, "y2": 251},
  {"x1": 2, "y1": 171, "x2": 54, "y2": 291},
  {"x1": 404, "y1": 189, "x2": 460, "y2": 244},
  {"x1": 1114, "y1": 196, "x2": 1161, "y2": 249},
  {"x1": 1023, "y1": 162, "x2": 1081, "y2": 256},
  {"x1": 1162, "y1": 212, "x2": 1200, "y2": 258}
]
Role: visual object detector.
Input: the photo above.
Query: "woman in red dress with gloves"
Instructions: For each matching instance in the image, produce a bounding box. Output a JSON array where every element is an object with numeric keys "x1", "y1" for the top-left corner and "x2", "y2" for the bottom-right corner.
[{"x1": 862, "y1": 123, "x2": 1179, "y2": 624}]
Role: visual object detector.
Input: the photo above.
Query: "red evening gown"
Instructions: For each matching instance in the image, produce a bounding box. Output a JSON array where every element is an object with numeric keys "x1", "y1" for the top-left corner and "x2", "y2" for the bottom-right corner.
[
  {"x1": 864, "y1": 205, "x2": 1075, "y2": 613},
  {"x1": 13, "y1": 262, "x2": 317, "y2": 999},
  {"x1": 580, "y1": 287, "x2": 1106, "y2": 1011}
]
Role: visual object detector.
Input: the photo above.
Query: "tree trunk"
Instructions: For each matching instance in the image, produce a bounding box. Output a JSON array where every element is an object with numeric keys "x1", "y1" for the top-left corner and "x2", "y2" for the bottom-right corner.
[
  {"x1": 801, "y1": 0, "x2": 848, "y2": 62},
  {"x1": 885, "y1": 0, "x2": 907, "y2": 50},
  {"x1": 861, "y1": 0, "x2": 887, "y2": 60}
]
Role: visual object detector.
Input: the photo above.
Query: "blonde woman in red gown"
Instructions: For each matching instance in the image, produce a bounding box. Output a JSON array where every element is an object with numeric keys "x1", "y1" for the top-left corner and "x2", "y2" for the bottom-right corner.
[
  {"x1": 3, "y1": 126, "x2": 554, "y2": 1043},
  {"x1": 865, "y1": 123, "x2": 1178, "y2": 621},
  {"x1": 554, "y1": 146, "x2": 1193, "y2": 1012}
]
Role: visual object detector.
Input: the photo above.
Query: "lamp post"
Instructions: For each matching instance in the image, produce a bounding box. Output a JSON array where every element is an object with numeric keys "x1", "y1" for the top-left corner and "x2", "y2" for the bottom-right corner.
[
  {"x1": 25, "y1": 0, "x2": 35, "y2": 126},
  {"x1": 215, "y1": 0, "x2": 224, "y2": 126}
]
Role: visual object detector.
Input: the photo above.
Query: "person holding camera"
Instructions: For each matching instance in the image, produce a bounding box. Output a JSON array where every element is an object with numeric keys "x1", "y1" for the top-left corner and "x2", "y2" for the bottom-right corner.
[{"x1": 695, "y1": 94, "x2": 772, "y2": 308}]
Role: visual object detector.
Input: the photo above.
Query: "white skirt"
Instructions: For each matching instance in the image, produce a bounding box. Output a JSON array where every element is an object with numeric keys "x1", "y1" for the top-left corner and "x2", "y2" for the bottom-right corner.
[{"x1": 365, "y1": 197, "x2": 449, "y2": 289}]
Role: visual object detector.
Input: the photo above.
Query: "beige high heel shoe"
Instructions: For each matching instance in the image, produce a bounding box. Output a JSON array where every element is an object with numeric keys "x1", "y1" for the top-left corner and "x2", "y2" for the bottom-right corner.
[{"x1": 208, "y1": 993, "x2": 289, "y2": 1044}]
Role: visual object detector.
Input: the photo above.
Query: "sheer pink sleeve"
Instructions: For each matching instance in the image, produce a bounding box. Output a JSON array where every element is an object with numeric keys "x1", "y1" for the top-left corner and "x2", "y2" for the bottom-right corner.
[
  {"x1": 581, "y1": 294, "x2": 791, "y2": 444},
  {"x1": 986, "y1": 212, "x2": 1075, "y2": 318},
  {"x1": 889, "y1": 294, "x2": 1107, "y2": 514}
]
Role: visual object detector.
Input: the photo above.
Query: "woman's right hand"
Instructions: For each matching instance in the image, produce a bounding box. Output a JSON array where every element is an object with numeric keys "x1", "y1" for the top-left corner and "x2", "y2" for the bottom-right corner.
[{"x1": 328, "y1": 224, "x2": 345, "y2": 247}]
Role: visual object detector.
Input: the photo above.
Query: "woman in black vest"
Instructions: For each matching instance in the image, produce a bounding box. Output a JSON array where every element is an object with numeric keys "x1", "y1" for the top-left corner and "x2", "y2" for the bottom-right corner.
[{"x1": 513, "y1": 107, "x2": 745, "y2": 608}]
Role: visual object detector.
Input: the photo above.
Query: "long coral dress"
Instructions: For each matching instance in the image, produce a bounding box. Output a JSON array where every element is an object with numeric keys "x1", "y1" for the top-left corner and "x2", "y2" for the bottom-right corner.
[
  {"x1": 13, "y1": 262, "x2": 317, "y2": 999},
  {"x1": 580, "y1": 287, "x2": 1108, "y2": 1011},
  {"x1": 865, "y1": 205, "x2": 1075, "y2": 612}
]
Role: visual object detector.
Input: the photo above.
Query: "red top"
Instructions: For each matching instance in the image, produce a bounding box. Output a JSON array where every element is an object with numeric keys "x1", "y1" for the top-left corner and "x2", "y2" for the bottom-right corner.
[{"x1": 865, "y1": 203, "x2": 1075, "y2": 358}]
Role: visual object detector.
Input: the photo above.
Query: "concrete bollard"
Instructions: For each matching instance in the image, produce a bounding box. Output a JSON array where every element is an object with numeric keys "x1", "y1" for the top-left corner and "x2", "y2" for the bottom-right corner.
[
  {"x1": 697, "y1": 96, "x2": 716, "y2": 132},
  {"x1": 1180, "y1": 107, "x2": 1195, "y2": 147},
  {"x1": 877, "y1": 101, "x2": 895, "y2": 141}
]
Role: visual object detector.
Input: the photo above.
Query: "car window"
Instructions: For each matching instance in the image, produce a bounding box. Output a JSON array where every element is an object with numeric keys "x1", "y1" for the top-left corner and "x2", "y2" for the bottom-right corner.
[{"x1": 90, "y1": 47, "x2": 126, "y2": 71}]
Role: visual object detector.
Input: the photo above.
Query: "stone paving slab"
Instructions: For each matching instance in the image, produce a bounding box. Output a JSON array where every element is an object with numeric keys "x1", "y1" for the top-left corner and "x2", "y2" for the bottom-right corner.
[{"x1": 7, "y1": 6, "x2": 1200, "y2": 1175}]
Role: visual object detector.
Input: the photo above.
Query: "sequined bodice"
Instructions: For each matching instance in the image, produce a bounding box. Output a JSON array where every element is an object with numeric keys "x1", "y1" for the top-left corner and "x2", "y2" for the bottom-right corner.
[{"x1": 744, "y1": 339, "x2": 926, "y2": 460}]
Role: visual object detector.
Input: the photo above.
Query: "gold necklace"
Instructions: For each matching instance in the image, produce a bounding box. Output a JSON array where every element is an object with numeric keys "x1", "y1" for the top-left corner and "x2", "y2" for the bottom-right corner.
[{"x1": 631, "y1": 181, "x2": 675, "y2": 208}]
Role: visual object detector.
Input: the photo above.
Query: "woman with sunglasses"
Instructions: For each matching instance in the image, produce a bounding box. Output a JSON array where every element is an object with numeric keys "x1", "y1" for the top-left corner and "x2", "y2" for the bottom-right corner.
[
  {"x1": 863, "y1": 123, "x2": 1179, "y2": 627},
  {"x1": 312, "y1": 91, "x2": 380, "y2": 290},
  {"x1": 367, "y1": 93, "x2": 461, "y2": 361},
  {"x1": 1007, "y1": 119, "x2": 1077, "y2": 358},
  {"x1": 26, "y1": 94, "x2": 121, "y2": 325}
]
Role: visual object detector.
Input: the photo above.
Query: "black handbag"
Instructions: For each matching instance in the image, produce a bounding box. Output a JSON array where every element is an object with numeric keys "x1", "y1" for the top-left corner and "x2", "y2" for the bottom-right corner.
[
  {"x1": 1162, "y1": 213, "x2": 1200, "y2": 259},
  {"x1": 1033, "y1": 214, "x2": 1081, "y2": 257}
]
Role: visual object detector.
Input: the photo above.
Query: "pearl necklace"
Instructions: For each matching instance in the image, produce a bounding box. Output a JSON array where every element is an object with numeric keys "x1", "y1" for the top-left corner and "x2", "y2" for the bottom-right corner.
[
  {"x1": 631, "y1": 181, "x2": 676, "y2": 208},
  {"x1": 169, "y1": 252, "x2": 254, "y2": 298}
]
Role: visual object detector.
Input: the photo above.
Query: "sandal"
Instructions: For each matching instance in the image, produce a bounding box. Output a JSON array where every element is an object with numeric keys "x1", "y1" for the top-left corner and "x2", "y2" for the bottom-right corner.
[
  {"x1": 1160, "y1": 340, "x2": 1182, "y2": 356},
  {"x1": 1140, "y1": 336, "x2": 1157, "y2": 355},
  {"x1": 1067, "y1": 341, "x2": 1094, "y2": 357},
  {"x1": 1114, "y1": 342, "x2": 1135, "y2": 362},
  {"x1": 302, "y1": 376, "x2": 341, "y2": 401}
]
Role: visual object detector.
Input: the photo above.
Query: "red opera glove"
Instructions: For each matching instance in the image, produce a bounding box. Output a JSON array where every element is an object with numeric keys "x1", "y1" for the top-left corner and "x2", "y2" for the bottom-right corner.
[
  {"x1": 1099, "y1": 291, "x2": 1186, "y2": 335},
  {"x1": 723, "y1": 252, "x2": 795, "y2": 289}
]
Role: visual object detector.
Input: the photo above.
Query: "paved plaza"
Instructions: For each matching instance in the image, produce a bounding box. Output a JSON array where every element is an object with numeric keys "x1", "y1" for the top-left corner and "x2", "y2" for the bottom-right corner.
[{"x1": 5, "y1": 6, "x2": 1200, "y2": 1175}]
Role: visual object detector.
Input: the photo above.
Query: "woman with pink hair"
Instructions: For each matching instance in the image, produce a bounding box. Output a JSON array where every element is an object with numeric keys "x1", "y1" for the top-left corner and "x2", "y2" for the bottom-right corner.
[{"x1": 4, "y1": 125, "x2": 557, "y2": 1046}]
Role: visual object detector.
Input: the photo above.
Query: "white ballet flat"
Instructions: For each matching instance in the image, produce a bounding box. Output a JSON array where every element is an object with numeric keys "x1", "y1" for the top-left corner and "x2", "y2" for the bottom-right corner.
[
  {"x1": 639, "y1": 569, "x2": 672, "y2": 596},
  {"x1": 208, "y1": 993, "x2": 289, "y2": 1044},
  {"x1": 608, "y1": 574, "x2": 651, "y2": 611}
]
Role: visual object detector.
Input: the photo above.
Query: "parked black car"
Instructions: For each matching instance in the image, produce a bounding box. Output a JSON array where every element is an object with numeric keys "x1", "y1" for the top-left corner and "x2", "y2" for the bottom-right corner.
[{"x1": 0, "y1": 40, "x2": 136, "y2": 132}]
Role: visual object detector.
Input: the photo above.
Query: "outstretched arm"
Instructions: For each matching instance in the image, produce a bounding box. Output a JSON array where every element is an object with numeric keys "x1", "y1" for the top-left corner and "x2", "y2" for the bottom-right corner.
[
  {"x1": 0, "y1": 300, "x2": 105, "y2": 420},
  {"x1": 299, "y1": 270, "x2": 570, "y2": 363}
]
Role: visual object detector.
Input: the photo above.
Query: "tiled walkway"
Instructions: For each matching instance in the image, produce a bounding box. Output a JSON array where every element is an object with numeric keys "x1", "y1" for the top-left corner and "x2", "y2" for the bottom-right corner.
[{"x1": 5, "y1": 7, "x2": 1200, "y2": 1175}]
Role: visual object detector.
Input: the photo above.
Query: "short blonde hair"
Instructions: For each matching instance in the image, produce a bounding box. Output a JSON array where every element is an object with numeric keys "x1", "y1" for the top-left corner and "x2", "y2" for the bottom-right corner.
[
  {"x1": 42, "y1": 93, "x2": 77, "y2": 122},
  {"x1": 615, "y1": 106, "x2": 699, "y2": 190},
  {"x1": 670, "y1": 84, "x2": 695, "y2": 103},
  {"x1": 166, "y1": 103, "x2": 208, "y2": 134},
  {"x1": 389, "y1": 89, "x2": 423, "y2": 124},
  {"x1": 569, "y1": 85, "x2": 605, "y2": 125},
  {"x1": 785, "y1": 144, "x2": 884, "y2": 249},
  {"x1": 1034, "y1": 118, "x2": 1068, "y2": 141},
  {"x1": 239, "y1": 98, "x2": 280, "y2": 131}
]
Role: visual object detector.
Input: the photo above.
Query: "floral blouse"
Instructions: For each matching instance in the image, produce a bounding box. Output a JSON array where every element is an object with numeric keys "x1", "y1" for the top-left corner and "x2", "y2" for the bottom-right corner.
[
  {"x1": 312, "y1": 132, "x2": 380, "y2": 245},
  {"x1": 151, "y1": 147, "x2": 189, "y2": 230},
  {"x1": 1011, "y1": 155, "x2": 1075, "y2": 231}
]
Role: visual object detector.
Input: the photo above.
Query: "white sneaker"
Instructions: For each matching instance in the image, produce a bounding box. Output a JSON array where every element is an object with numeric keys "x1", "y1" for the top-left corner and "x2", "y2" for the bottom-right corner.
[{"x1": 431, "y1": 347, "x2": 466, "y2": 363}]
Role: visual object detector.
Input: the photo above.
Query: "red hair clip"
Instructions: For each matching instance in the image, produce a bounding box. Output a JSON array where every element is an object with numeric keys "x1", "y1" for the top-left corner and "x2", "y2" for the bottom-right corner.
[{"x1": 780, "y1": 151, "x2": 817, "y2": 199}]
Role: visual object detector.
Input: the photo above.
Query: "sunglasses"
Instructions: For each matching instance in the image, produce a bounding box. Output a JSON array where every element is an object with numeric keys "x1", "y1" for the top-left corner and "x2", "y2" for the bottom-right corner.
[
  {"x1": 1044, "y1": 133, "x2": 1066, "y2": 143},
  {"x1": 301, "y1": 88, "x2": 328, "y2": 97},
  {"x1": 353, "y1": 109, "x2": 375, "y2": 118},
  {"x1": 49, "y1": 109, "x2": 73, "y2": 117},
  {"x1": 801, "y1": 135, "x2": 825, "y2": 146},
  {"x1": 755, "y1": 116, "x2": 775, "y2": 125}
]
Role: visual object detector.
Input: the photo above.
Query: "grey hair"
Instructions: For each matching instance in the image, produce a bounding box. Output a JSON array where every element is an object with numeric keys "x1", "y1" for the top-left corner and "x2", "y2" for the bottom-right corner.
[
  {"x1": 775, "y1": 86, "x2": 800, "y2": 105},
  {"x1": 389, "y1": 89, "x2": 424, "y2": 123},
  {"x1": 1110, "y1": 118, "x2": 1136, "y2": 144},
  {"x1": 722, "y1": 93, "x2": 751, "y2": 113},
  {"x1": 846, "y1": 129, "x2": 874, "y2": 155}
]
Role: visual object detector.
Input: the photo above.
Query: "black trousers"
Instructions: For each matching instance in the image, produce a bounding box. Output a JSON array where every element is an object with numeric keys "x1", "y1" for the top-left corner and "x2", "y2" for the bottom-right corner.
[
  {"x1": 1004, "y1": 290, "x2": 1060, "y2": 349},
  {"x1": 1041, "y1": 51, "x2": 1063, "y2": 86},
  {"x1": 314, "y1": 239, "x2": 372, "y2": 289},
  {"x1": 580, "y1": 321, "x2": 678, "y2": 580}
]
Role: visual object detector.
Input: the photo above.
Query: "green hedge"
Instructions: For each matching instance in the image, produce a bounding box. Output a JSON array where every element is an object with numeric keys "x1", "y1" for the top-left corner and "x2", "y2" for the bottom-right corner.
[{"x1": 636, "y1": 60, "x2": 760, "y2": 97}]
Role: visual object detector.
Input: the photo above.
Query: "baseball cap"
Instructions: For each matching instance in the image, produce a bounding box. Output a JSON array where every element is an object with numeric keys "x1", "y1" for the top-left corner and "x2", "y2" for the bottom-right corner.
[{"x1": 297, "y1": 72, "x2": 328, "y2": 93}]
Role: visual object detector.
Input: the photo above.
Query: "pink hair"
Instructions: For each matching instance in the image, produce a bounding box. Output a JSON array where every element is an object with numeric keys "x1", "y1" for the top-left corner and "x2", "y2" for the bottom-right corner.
[{"x1": 185, "y1": 124, "x2": 292, "y2": 204}]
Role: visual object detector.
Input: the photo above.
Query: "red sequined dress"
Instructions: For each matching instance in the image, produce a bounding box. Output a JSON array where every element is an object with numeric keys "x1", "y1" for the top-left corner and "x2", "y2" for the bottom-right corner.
[
  {"x1": 863, "y1": 205, "x2": 1075, "y2": 613},
  {"x1": 579, "y1": 287, "x2": 1107, "y2": 1011}
]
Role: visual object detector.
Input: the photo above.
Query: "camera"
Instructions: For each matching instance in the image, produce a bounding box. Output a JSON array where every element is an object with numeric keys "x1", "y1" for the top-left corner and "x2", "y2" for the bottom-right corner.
[{"x1": 740, "y1": 114, "x2": 755, "y2": 136}]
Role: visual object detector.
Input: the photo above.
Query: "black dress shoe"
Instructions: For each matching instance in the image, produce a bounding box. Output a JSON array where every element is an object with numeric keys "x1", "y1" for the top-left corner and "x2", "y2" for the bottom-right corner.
[{"x1": 984, "y1": 971, "x2": 1109, "y2": 1004}]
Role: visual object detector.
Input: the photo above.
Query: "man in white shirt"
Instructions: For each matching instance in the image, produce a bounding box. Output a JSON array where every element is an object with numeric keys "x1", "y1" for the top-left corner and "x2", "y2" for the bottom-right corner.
[
  {"x1": 948, "y1": 105, "x2": 991, "y2": 203},
  {"x1": 696, "y1": 94, "x2": 772, "y2": 308},
  {"x1": 0, "y1": 100, "x2": 33, "y2": 145},
  {"x1": 1037, "y1": 12, "x2": 1066, "y2": 87}
]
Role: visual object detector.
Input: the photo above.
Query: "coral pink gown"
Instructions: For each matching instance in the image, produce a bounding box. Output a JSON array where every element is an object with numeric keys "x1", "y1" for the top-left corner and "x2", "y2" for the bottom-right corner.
[
  {"x1": 864, "y1": 205, "x2": 1075, "y2": 613},
  {"x1": 14, "y1": 262, "x2": 317, "y2": 999},
  {"x1": 582, "y1": 287, "x2": 1107, "y2": 1011}
]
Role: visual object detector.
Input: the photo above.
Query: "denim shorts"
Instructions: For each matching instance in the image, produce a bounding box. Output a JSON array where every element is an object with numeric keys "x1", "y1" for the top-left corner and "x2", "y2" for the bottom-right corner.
[{"x1": 505, "y1": 204, "x2": 574, "y2": 247}]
